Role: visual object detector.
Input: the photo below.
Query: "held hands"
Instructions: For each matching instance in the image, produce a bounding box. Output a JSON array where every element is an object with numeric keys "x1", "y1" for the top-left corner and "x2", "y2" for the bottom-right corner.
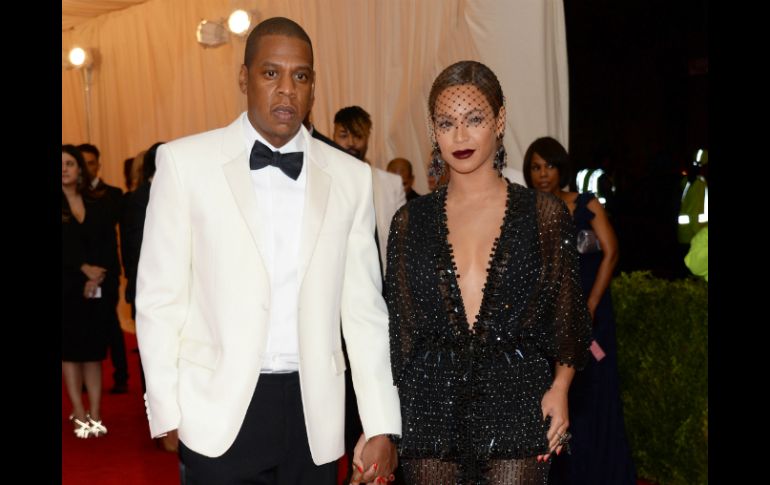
[
  {"x1": 81, "y1": 264, "x2": 107, "y2": 298},
  {"x1": 83, "y1": 279, "x2": 100, "y2": 298},
  {"x1": 350, "y1": 433, "x2": 397, "y2": 484},
  {"x1": 536, "y1": 383, "x2": 570, "y2": 463},
  {"x1": 81, "y1": 264, "x2": 107, "y2": 284}
]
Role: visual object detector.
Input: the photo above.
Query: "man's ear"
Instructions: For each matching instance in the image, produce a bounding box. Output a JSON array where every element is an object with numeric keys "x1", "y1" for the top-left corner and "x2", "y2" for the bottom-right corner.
[
  {"x1": 238, "y1": 65, "x2": 248, "y2": 94},
  {"x1": 310, "y1": 73, "x2": 316, "y2": 106}
]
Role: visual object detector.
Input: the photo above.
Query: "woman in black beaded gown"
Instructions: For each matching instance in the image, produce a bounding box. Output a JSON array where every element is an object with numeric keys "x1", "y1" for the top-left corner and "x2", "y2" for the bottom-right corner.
[
  {"x1": 384, "y1": 61, "x2": 591, "y2": 484},
  {"x1": 524, "y1": 137, "x2": 636, "y2": 485}
]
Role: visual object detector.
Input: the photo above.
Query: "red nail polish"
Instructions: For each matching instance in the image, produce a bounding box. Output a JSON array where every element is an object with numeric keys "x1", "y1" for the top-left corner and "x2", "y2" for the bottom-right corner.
[
  {"x1": 373, "y1": 463, "x2": 378, "y2": 470},
  {"x1": 556, "y1": 448, "x2": 561, "y2": 456},
  {"x1": 357, "y1": 465, "x2": 363, "y2": 473}
]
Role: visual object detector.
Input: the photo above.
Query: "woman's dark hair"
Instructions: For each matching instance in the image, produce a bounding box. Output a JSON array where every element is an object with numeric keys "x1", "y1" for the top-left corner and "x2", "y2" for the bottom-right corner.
[
  {"x1": 522, "y1": 137, "x2": 572, "y2": 189},
  {"x1": 62, "y1": 144, "x2": 91, "y2": 194},
  {"x1": 62, "y1": 144, "x2": 91, "y2": 222},
  {"x1": 428, "y1": 60, "x2": 504, "y2": 119}
]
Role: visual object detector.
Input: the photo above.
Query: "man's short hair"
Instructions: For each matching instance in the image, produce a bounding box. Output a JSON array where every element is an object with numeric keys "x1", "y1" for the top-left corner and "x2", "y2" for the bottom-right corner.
[
  {"x1": 77, "y1": 143, "x2": 100, "y2": 160},
  {"x1": 244, "y1": 17, "x2": 314, "y2": 67},
  {"x1": 333, "y1": 106, "x2": 372, "y2": 139},
  {"x1": 387, "y1": 158, "x2": 413, "y2": 176}
]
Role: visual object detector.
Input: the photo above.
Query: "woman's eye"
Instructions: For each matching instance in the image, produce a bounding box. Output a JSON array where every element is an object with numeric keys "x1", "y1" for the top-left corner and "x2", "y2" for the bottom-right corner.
[{"x1": 468, "y1": 115, "x2": 485, "y2": 125}]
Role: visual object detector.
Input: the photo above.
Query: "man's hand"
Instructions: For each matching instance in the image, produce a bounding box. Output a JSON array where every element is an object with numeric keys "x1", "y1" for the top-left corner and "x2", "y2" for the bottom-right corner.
[
  {"x1": 350, "y1": 433, "x2": 397, "y2": 484},
  {"x1": 155, "y1": 429, "x2": 179, "y2": 453}
]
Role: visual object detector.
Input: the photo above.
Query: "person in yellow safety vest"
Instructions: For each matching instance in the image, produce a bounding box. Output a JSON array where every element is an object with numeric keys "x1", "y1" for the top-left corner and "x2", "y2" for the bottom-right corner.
[
  {"x1": 677, "y1": 149, "x2": 708, "y2": 244},
  {"x1": 684, "y1": 226, "x2": 708, "y2": 281},
  {"x1": 576, "y1": 167, "x2": 608, "y2": 204}
]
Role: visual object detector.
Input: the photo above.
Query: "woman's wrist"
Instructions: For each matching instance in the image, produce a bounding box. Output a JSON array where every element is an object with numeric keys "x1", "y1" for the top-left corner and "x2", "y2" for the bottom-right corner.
[{"x1": 549, "y1": 381, "x2": 570, "y2": 393}]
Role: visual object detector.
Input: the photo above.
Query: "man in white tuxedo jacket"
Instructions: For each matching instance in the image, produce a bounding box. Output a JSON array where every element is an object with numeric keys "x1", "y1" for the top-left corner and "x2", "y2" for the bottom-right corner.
[
  {"x1": 332, "y1": 106, "x2": 406, "y2": 273},
  {"x1": 136, "y1": 17, "x2": 400, "y2": 485}
]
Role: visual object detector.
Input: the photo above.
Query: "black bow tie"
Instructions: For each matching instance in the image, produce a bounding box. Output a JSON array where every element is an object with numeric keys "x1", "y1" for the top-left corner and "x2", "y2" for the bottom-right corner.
[{"x1": 249, "y1": 139, "x2": 303, "y2": 180}]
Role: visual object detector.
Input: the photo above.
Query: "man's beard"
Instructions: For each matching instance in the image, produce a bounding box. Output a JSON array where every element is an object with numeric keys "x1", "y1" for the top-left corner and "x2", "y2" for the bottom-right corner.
[{"x1": 345, "y1": 147, "x2": 364, "y2": 160}]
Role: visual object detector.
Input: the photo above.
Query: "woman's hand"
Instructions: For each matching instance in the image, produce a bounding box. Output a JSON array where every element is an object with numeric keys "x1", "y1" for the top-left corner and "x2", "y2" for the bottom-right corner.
[
  {"x1": 537, "y1": 383, "x2": 570, "y2": 462},
  {"x1": 83, "y1": 279, "x2": 100, "y2": 298},
  {"x1": 586, "y1": 298, "x2": 598, "y2": 323},
  {"x1": 350, "y1": 433, "x2": 397, "y2": 484},
  {"x1": 81, "y1": 264, "x2": 107, "y2": 283}
]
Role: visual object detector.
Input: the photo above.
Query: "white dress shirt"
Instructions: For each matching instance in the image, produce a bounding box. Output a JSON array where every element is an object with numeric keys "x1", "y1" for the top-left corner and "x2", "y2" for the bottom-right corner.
[{"x1": 242, "y1": 113, "x2": 306, "y2": 373}]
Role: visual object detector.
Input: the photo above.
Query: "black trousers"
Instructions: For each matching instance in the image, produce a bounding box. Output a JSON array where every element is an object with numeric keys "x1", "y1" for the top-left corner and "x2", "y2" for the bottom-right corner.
[{"x1": 178, "y1": 373, "x2": 337, "y2": 485}]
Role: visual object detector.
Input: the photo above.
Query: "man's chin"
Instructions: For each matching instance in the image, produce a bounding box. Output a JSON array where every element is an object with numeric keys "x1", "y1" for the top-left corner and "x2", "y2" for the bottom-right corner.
[{"x1": 345, "y1": 149, "x2": 363, "y2": 160}]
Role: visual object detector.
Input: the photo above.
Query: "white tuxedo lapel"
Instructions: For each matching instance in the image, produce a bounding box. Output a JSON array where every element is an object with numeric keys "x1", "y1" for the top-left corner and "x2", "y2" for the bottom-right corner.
[
  {"x1": 298, "y1": 133, "x2": 331, "y2": 286},
  {"x1": 370, "y1": 168, "x2": 384, "y2": 233},
  {"x1": 221, "y1": 121, "x2": 270, "y2": 272}
]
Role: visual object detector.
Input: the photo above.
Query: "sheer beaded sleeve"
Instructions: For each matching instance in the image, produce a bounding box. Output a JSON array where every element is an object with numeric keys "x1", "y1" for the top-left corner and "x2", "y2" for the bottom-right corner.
[
  {"x1": 532, "y1": 192, "x2": 591, "y2": 370},
  {"x1": 385, "y1": 205, "x2": 419, "y2": 385}
]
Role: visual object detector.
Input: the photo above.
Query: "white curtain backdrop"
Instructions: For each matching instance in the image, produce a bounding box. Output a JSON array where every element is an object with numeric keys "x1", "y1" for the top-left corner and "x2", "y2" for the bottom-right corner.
[{"x1": 62, "y1": 0, "x2": 569, "y2": 195}]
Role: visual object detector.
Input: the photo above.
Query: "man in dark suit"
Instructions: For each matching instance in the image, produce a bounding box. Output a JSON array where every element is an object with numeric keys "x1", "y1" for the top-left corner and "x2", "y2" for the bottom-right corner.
[
  {"x1": 303, "y1": 112, "x2": 345, "y2": 151},
  {"x1": 387, "y1": 157, "x2": 421, "y2": 201},
  {"x1": 77, "y1": 143, "x2": 129, "y2": 394},
  {"x1": 120, "y1": 145, "x2": 162, "y2": 364},
  {"x1": 78, "y1": 144, "x2": 124, "y2": 224}
]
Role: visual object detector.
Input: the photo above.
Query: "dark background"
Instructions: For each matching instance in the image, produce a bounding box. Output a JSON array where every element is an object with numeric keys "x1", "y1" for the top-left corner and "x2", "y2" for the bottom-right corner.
[{"x1": 564, "y1": 0, "x2": 708, "y2": 278}]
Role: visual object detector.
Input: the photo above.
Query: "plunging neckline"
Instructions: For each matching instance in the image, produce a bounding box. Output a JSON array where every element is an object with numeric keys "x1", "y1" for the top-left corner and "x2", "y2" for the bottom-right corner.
[
  {"x1": 65, "y1": 193, "x2": 87, "y2": 224},
  {"x1": 440, "y1": 182, "x2": 513, "y2": 334}
]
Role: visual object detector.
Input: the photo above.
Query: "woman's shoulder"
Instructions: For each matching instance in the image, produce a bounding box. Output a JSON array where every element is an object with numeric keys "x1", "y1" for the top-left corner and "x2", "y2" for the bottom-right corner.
[
  {"x1": 508, "y1": 181, "x2": 539, "y2": 205},
  {"x1": 573, "y1": 191, "x2": 600, "y2": 220},
  {"x1": 528, "y1": 186, "x2": 565, "y2": 213},
  {"x1": 402, "y1": 188, "x2": 441, "y2": 216},
  {"x1": 574, "y1": 191, "x2": 596, "y2": 205}
]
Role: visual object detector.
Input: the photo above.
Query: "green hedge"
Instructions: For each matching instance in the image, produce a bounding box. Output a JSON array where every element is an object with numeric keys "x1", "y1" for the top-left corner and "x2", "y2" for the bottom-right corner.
[{"x1": 612, "y1": 271, "x2": 708, "y2": 485}]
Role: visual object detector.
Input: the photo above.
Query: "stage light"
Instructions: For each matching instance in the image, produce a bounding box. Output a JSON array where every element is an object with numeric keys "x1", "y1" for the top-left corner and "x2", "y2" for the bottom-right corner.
[
  {"x1": 63, "y1": 46, "x2": 94, "y2": 69},
  {"x1": 227, "y1": 9, "x2": 251, "y2": 36},
  {"x1": 196, "y1": 20, "x2": 229, "y2": 48},
  {"x1": 62, "y1": 46, "x2": 97, "y2": 141}
]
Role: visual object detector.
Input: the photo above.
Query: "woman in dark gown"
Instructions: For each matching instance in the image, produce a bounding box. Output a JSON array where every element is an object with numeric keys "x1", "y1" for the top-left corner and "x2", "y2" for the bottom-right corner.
[
  {"x1": 523, "y1": 137, "x2": 636, "y2": 485},
  {"x1": 375, "y1": 62, "x2": 591, "y2": 485},
  {"x1": 62, "y1": 144, "x2": 119, "y2": 439}
]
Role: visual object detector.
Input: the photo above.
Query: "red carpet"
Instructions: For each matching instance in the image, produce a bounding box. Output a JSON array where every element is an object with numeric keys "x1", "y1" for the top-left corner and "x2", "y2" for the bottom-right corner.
[
  {"x1": 61, "y1": 333, "x2": 654, "y2": 484},
  {"x1": 61, "y1": 332, "x2": 348, "y2": 485},
  {"x1": 62, "y1": 332, "x2": 179, "y2": 485}
]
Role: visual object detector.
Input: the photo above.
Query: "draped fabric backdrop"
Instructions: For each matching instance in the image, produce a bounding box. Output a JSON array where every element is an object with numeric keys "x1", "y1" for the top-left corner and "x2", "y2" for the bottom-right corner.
[{"x1": 62, "y1": 0, "x2": 568, "y2": 195}]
